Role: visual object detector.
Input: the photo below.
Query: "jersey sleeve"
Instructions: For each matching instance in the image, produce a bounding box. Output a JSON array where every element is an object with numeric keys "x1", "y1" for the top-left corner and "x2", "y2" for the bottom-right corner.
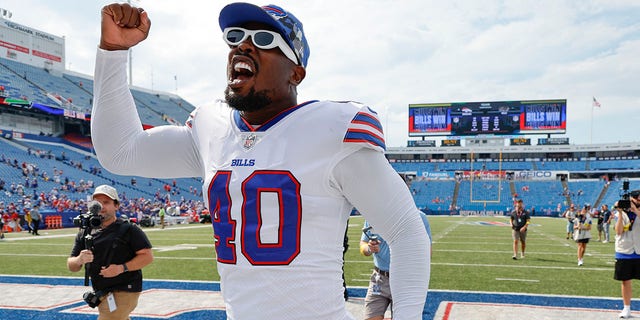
[
  {"x1": 332, "y1": 148, "x2": 430, "y2": 318},
  {"x1": 342, "y1": 105, "x2": 385, "y2": 152},
  {"x1": 91, "y1": 48, "x2": 203, "y2": 178}
]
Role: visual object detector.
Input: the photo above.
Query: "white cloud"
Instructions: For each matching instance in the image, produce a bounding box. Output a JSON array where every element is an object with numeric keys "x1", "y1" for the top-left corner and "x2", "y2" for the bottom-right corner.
[{"x1": 5, "y1": 0, "x2": 640, "y2": 147}]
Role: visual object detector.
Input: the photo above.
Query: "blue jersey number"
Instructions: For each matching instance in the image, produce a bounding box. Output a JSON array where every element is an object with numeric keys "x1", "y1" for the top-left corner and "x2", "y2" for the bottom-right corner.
[{"x1": 209, "y1": 170, "x2": 302, "y2": 265}]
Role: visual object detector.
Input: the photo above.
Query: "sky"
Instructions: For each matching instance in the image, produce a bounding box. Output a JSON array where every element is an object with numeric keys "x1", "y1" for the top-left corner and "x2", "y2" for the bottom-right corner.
[{"x1": 4, "y1": 0, "x2": 640, "y2": 148}]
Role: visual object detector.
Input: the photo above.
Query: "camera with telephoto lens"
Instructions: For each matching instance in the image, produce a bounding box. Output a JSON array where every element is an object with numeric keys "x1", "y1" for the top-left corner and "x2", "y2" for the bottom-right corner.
[
  {"x1": 73, "y1": 201, "x2": 103, "y2": 229},
  {"x1": 73, "y1": 212, "x2": 102, "y2": 229},
  {"x1": 82, "y1": 290, "x2": 106, "y2": 308},
  {"x1": 617, "y1": 180, "x2": 639, "y2": 230}
]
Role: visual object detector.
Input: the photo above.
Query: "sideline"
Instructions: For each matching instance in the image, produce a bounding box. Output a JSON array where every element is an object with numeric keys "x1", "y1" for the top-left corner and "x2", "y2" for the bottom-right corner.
[{"x1": 0, "y1": 275, "x2": 627, "y2": 319}]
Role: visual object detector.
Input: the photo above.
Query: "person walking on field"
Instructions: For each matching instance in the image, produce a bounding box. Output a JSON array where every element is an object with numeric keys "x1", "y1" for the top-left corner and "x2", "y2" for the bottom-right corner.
[
  {"x1": 158, "y1": 205, "x2": 166, "y2": 229},
  {"x1": 30, "y1": 204, "x2": 41, "y2": 236},
  {"x1": 67, "y1": 185, "x2": 153, "y2": 319},
  {"x1": 563, "y1": 203, "x2": 578, "y2": 239},
  {"x1": 510, "y1": 199, "x2": 530, "y2": 260},
  {"x1": 574, "y1": 205, "x2": 592, "y2": 266},
  {"x1": 602, "y1": 204, "x2": 613, "y2": 243}
]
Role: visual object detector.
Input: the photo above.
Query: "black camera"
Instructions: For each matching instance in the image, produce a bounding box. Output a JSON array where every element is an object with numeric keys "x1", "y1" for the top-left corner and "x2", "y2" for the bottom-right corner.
[
  {"x1": 362, "y1": 226, "x2": 379, "y2": 242},
  {"x1": 82, "y1": 290, "x2": 105, "y2": 308},
  {"x1": 617, "y1": 180, "x2": 639, "y2": 211},
  {"x1": 617, "y1": 180, "x2": 639, "y2": 230},
  {"x1": 73, "y1": 213, "x2": 102, "y2": 229},
  {"x1": 74, "y1": 201, "x2": 103, "y2": 229}
]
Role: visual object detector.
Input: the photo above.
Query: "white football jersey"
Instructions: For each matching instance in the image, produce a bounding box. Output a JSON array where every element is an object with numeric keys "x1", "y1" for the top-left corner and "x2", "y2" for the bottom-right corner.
[
  {"x1": 187, "y1": 100, "x2": 384, "y2": 319},
  {"x1": 93, "y1": 49, "x2": 428, "y2": 320}
]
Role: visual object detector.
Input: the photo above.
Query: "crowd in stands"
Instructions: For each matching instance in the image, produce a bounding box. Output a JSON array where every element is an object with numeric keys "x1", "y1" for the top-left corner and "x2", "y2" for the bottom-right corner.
[{"x1": 0, "y1": 146, "x2": 207, "y2": 233}]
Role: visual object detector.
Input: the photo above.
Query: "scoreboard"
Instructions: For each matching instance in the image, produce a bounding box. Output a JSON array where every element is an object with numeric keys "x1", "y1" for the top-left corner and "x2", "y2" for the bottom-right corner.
[{"x1": 409, "y1": 99, "x2": 566, "y2": 137}]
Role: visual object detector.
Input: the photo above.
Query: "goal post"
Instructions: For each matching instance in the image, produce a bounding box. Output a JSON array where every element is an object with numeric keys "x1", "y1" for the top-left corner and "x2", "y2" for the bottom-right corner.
[{"x1": 469, "y1": 151, "x2": 503, "y2": 204}]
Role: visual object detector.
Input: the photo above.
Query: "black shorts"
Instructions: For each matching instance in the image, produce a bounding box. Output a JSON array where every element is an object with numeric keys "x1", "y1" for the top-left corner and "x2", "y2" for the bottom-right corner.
[{"x1": 614, "y1": 259, "x2": 640, "y2": 281}]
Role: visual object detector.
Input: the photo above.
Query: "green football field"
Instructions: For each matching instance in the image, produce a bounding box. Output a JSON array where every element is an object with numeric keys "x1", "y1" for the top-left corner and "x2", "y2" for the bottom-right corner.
[{"x1": 0, "y1": 215, "x2": 634, "y2": 298}]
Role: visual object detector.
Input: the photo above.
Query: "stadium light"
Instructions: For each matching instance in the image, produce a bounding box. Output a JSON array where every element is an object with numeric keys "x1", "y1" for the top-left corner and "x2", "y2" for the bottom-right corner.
[{"x1": 126, "y1": 0, "x2": 141, "y2": 86}]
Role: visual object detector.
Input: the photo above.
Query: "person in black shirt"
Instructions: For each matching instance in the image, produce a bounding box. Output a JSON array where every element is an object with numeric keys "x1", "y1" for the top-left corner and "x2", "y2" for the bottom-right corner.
[
  {"x1": 510, "y1": 199, "x2": 530, "y2": 260},
  {"x1": 602, "y1": 204, "x2": 613, "y2": 243},
  {"x1": 67, "y1": 185, "x2": 153, "y2": 319}
]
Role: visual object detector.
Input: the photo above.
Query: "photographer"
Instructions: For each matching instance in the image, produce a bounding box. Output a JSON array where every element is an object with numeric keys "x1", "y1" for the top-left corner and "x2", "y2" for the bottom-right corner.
[
  {"x1": 359, "y1": 213, "x2": 431, "y2": 320},
  {"x1": 573, "y1": 205, "x2": 592, "y2": 266},
  {"x1": 67, "y1": 185, "x2": 153, "y2": 319},
  {"x1": 614, "y1": 190, "x2": 640, "y2": 319},
  {"x1": 510, "y1": 199, "x2": 530, "y2": 260}
]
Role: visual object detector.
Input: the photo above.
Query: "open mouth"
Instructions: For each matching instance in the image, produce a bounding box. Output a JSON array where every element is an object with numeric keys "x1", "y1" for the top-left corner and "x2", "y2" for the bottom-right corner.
[{"x1": 228, "y1": 60, "x2": 255, "y2": 87}]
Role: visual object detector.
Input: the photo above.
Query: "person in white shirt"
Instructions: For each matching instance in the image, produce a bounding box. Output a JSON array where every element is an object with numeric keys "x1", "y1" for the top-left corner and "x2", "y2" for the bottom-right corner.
[
  {"x1": 573, "y1": 206, "x2": 592, "y2": 266},
  {"x1": 614, "y1": 191, "x2": 640, "y2": 319},
  {"x1": 91, "y1": 3, "x2": 430, "y2": 319}
]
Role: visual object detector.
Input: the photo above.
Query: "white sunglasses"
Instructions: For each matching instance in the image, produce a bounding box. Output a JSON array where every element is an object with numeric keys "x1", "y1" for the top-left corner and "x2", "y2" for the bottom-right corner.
[{"x1": 223, "y1": 27, "x2": 299, "y2": 65}]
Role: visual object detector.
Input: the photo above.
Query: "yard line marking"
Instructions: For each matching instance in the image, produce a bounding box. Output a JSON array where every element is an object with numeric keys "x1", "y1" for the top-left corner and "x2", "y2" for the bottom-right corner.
[
  {"x1": 431, "y1": 216, "x2": 470, "y2": 241},
  {"x1": 432, "y1": 262, "x2": 611, "y2": 271},
  {"x1": 435, "y1": 249, "x2": 613, "y2": 258},
  {"x1": 0, "y1": 253, "x2": 216, "y2": 260},
  {"x1": 495, "y1": 278, "x2": 540, "y2": 282}
]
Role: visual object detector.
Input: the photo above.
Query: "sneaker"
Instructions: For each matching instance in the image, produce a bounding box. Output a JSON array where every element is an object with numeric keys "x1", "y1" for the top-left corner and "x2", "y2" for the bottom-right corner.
[
  {"x1": 512, "y1": 255, "x2": 517, "y2": 260},
  {"x1": 520, "y1": 253, "x2": 525, "y2": 259},
  {"x1": 619, "y1": 309, "x2": 631, "y2": 318},
  {"x1": 603, "y1": 240, "x2": 609, "y2": 243},
  {"x1": 578, "y1": 260, "x2": 584, "y2": 266}
]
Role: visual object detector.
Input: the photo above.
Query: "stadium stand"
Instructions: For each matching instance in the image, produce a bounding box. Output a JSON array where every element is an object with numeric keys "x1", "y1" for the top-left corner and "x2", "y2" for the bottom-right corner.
[
  {"x1": 389, "y1": 149, "x2": 640, "y2": 216},
  {"x1": 0, "y1": 55, "x2": 209, "y2": 231}
]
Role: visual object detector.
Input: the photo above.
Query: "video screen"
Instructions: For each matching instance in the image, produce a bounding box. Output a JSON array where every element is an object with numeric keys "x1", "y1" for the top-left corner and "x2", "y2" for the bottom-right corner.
[{"x1": 408, "y1": 99, "x2": 566, "y2": 136}]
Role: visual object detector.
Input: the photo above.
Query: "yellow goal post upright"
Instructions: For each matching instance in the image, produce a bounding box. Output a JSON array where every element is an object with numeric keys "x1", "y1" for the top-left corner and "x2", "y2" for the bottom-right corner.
[{"x1": 469, "y1": 150, "x2": 503, "y2": 211}]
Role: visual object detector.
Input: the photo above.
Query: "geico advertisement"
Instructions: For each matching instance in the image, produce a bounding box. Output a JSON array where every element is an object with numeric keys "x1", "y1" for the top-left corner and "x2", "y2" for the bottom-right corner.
[{"x1": 515, "y1": 171, "x2": 564, "y2": 180}]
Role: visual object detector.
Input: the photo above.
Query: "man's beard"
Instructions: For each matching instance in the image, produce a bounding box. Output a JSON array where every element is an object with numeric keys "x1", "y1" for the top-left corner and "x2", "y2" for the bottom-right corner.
[{"x1": 224, "y1": 87, "x2": 272, "y2": 112}]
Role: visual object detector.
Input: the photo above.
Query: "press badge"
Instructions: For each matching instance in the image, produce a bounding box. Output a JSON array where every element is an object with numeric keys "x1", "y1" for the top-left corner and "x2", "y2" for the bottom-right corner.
[
  {"x1": 372, "y1": 273, "x2": 382, "y2": 295},
  {"x1": 107, "y1": 292, "x2": 117, "y2": 312}
]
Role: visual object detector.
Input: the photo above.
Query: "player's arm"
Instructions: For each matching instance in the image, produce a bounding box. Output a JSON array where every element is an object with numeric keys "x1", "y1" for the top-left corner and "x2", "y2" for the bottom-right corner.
[
  {"x1": 100, "y1": 3, "x2": 150, "y2": 51},
  {"x1": 333, "y1": 148, "x2": 430, "y2": 319},
  {"x1": 92, "y1": 9, "x2": 202, "y2": 178}
]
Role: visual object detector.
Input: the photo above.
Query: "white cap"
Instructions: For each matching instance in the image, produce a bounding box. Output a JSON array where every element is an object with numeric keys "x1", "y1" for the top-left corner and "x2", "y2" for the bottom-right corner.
[{"x1": 92, "y1": 185, "x2": 119, "y2": 201}]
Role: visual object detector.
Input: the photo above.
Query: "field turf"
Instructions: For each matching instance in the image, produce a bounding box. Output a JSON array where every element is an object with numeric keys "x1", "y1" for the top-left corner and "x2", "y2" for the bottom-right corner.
[{"x1": 0, "y1": 215, "x2": 634, "y2": 299}]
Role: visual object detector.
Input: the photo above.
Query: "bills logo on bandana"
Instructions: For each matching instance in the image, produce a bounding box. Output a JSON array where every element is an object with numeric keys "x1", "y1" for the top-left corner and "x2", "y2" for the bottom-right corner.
[
  {"x1": 262, "y1": 5, "x2": 306, "y2": 67},
  {"x1": 242, "y1": 133, "x2": 258, "y2": 150}
]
